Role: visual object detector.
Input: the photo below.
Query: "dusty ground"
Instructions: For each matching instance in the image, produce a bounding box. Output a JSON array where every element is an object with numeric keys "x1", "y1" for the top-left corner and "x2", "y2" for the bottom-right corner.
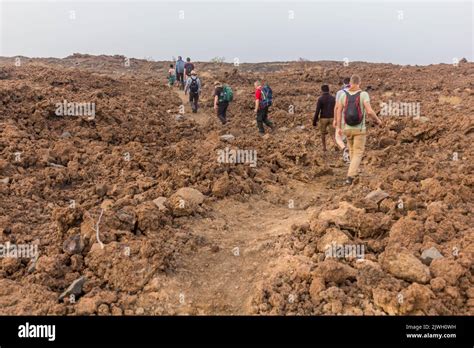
[{"x1": 0, "y1": 54, "x2": 472, "y2": 315}]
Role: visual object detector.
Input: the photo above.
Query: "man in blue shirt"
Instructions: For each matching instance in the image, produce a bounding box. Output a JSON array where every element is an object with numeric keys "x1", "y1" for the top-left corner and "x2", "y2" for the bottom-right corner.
[{"x1": 175, "y1": 56, "x2": 185, "y2": 90}]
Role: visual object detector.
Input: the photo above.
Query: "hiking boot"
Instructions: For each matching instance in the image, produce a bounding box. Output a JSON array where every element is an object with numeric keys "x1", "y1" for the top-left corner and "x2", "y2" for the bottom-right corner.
[
  {"x1": 343, "y1": 147, "x2": 350, "y2": 164},
  {"x1": 344, "y1": 177, "x2": 354, "y2": 185}
]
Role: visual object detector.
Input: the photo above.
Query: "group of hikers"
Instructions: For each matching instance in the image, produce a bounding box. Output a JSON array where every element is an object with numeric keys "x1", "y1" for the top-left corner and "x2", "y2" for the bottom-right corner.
[
  {"x1": 167, "y1": 56, "x2": 235, "y2": 121},
  {"x1": 167, "y1": 57, "x2": 382, "y2": 185},
  {"x1": 313, "y1": 75, "x2": 382, "y2": 184}
]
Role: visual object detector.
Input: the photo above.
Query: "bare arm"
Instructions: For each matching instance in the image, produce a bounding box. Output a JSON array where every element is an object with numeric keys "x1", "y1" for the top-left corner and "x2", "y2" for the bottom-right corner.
[
  {"x1": 255, "y1": 99, "x2": 259, "y2": 112},
  {"x1": 335, "y1": 101, "x2": 343, "y2": 134},
  {"x1": 214, "y1": 95, "x2": 218, "y2": 109},
  {"x1": 363, "y1": 100, "x2": 382, "y2": 125},
  {"x1": 313, "y1": 98, "x2": 321, "y2": 126},
  {"x1": 334, "y1": 101, "x2": 342, "y2": 128}
]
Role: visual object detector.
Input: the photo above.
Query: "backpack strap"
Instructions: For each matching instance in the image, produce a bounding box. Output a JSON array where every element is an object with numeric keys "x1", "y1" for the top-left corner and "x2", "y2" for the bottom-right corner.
[
  {"x1": 357, "y1": 91, "x2": 364, "y2": 128},
  {"x1": 343, "y1": 90, "x2": 350, "y2": 110}
]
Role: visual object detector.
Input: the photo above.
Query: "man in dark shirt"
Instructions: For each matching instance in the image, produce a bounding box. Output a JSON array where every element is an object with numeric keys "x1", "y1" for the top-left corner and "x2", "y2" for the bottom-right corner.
[
  {"x1": 313, "y1": 84, "x2": 336, "y2": 151},
  {"x1": 214, "y1": 81, "x2": 229, "y2": 124},
  {"x1": 184, "y1": 57, "x2": 195, "y2": 81}
]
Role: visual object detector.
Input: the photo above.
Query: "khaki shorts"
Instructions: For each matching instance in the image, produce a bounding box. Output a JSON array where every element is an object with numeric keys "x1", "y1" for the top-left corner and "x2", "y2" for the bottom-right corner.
[{"x1": 319, "y1": 118, "x2": 335, "y2": 135}]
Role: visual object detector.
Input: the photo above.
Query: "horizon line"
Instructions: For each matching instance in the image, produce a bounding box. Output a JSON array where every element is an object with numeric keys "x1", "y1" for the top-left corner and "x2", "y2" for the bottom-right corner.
[{"x1": 0, "y1": 54, "x2": 472, "y2": 67}]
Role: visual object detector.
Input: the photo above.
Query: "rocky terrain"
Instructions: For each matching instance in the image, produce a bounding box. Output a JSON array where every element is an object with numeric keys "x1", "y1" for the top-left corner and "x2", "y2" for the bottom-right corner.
[{"x1": 0, "y1": 54, "x2": 472, "y2": 315}]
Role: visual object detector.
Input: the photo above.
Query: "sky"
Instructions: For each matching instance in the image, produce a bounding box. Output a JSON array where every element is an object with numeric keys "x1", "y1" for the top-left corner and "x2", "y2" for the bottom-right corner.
[{"x1": 0, "y1": 0, "x2": 473, "y2": 65}]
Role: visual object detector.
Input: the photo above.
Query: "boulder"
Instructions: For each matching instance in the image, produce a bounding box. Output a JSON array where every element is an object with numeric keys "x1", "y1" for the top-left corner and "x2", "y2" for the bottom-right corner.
[
  {"x1": 381, "y1": 248, "x2": 430, "y2": 284},
  {"x1": 75, "y1": 297, "x2": 99, "y2": 315},
  {"x1": 430, "y1": 277, "x2": 446, "y2": 292},
  {"x1": 420, "y1": 178, "x2": 444, "y2": 200},
  {"x1": 318, "y1": 202, "x2": 365, "y2": 230},
  {"x1": 212, "y1": 173, "x2": 232, "y2": 198},
  {"x1": 420, "y1": 247, "x2": 443, "y2": 265},
  {"x1": 365, "y1": 189, "x2": 390, "y2": 204},
  {"x1": 372, "y1": 288, "x2": 399, "y2": 315},
  {"x1": 309, "y1": 276, "x2": 326, "y2": 304},
  {"x1": 60, "y1": 131, "x2": 72, "y2": 138},
  {"x1": 152, "y1": 197, "x2": 168, "y2": 211},
  {"x1": 358, "y1": 213, "x2": 391, "y2": 239},
  {"x1": 430, "y1": 258, "x2": 464, "y2": 285},
  {"x1": 414, "y1": 116, "x2": 429, "y2": 123},
  {"x1": 166, "y1": 187, "x2": 204, "y2": 217},
  {"x1": 59, "y1": 276, "x2": 86, "y2": 300},
  {"x1": 399, "y1": 283, "x2": 434, "y2": 314},
  {"x1": 379, "y1": 137, "x2": 397, "y2": 148},
  {"x1": 100, "y1": 199, "x2": 114, "y2": 211},
  {"x1": 135, "y1": 201, "x2": 167, "y2": 232},
  {"x1": 316, "y1": 259, "x2": 357, "y2": 284},
  {"x1": 387, "y1": 217, "x2": 424, "y2": 250},
  {"x1": 95, "y1": 183, "x2": 108, "y2": 197},
  {"x1": 317, "y1": 228, "x2": 350, "y2": 253},
  {"x1": 62, "y1": 235, "x2": 84, "y2": 255},
  {"x1": 426, "y1": 201, "x2": 446, "y2": 222},
  {"x1": 219, "y1": 134, "x2": 235, "y2": 142},
  {"x1": 173, "y1": 187, "x2": 204, "y2": 205}
]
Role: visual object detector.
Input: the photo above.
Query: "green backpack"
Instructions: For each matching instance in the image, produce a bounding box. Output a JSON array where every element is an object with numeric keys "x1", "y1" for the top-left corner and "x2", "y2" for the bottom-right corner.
[{"x1": 221, "y1": 85, "x2": 233, "y2": 102}]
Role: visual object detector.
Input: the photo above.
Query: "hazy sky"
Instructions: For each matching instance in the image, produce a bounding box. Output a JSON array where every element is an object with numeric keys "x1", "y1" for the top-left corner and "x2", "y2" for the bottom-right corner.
[{"x1": 1, "y1": 0, "x2": 472, "y2": 64}]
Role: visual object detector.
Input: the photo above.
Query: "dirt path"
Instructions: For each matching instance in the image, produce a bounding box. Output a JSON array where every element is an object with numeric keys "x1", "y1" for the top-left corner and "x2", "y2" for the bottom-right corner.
[
  {"x1": 146, "y1": 87, "x2": 347, "y2": 315},
  {"x1": 176, "y1": 89, "x2": 210, "y2": 126},
  {"x1": 156, "y1": 180, "x2": 328, "y2": 314},
  {"x1": 145, "y1": 88, "x2": 346, "y2": 315}
]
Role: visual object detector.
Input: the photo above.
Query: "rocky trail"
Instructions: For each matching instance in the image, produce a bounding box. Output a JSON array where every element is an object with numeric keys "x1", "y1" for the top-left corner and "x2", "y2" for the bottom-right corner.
[
  {"x1": 176, "y1": 89, "x2": 210, "y2": 126},
  {"x1": 0, "y1": 55, "x2": 472, "y2": 316},
  {"x1": 163, "y1": 87, "x2": 346, "y2": 314},
  {"x1": 157, "y1": 177, "x2": 342, "y2": 315}
]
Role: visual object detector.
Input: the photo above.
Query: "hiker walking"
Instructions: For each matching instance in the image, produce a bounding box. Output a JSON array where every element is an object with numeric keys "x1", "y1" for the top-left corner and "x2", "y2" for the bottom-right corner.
[
  {"x1": 254, "y1": 80, "x2": 274, "y2": 134},
  {"x1": 167, "y1": 64, "x2": 176, "y2": 87},
  {"x1": 184, "y1": 70, "x2": 202, "y2": 113},
  {"x1": 214, "y1": 81, "x2": 233, "y2": 124},
  {"x1": 334, "y1": 77, "x2": 351, "y2": 113},
  {"x1": 313, "y1": 84, "x2": 336, "y2": 152},
  {"x1": 334, "y1": 77, "x2": 351, "y2": 162},
  {"x1": 335, "y1": 75, "x2": 382, "y2": 185},
  {"x1": 184, "y1": 57, "x2": 195, "y2": 81},
  {"x1": 176, "y1": 56, "x2": 185, "y2": 90}
]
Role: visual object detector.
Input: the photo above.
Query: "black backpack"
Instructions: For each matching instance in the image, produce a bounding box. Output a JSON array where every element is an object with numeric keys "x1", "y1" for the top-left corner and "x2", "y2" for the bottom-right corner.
[
  {"x1": 343, "y1": 90, "x2": 363, "y2": 126},
  {"x1": 190, "y1": 77, "x2": 199, "y2": 93}
]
